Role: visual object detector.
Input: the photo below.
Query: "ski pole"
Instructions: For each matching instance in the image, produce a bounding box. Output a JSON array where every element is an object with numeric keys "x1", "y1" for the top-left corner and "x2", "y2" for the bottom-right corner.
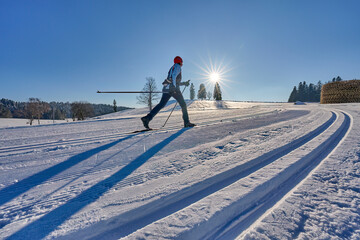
[
  {"x1": 97, "y1": 91, "x2": 164, "y2": 94},
  {"x1": 162, "y1": 84, "x2": 188, "y2": 128}
]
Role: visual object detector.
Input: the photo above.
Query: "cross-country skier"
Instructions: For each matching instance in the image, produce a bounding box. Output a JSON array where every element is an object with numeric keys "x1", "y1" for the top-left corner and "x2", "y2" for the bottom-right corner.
[{"x1": 141, "y1": 56, "x2": 195, "y2": 129}]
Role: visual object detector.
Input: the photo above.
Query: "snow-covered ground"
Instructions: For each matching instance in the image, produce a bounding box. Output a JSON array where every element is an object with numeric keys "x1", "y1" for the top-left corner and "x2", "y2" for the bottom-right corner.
[
  {"x1": 0, "y1": 101, "x2": 359, "y2": 240},
  {"x1": 0, "y1": 118, "x2": 72, "y2": 128}
]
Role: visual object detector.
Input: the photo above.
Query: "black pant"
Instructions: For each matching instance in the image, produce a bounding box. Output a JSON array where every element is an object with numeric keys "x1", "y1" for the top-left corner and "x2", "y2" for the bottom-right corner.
[{"x1": 146, "y1": 88, "x2": 189, "y2": 123}]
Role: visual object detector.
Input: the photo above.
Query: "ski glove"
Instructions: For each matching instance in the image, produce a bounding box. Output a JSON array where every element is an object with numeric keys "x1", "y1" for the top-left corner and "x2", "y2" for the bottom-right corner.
[{"x1": 181, "y1": 80, "x2": 190, "y2": 87}]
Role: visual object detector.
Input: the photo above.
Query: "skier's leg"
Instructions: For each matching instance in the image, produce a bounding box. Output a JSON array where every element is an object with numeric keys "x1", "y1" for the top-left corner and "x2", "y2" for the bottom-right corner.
[
  {"x1": 146, "y1": 93, "x2": 171, "y2": 121},
  {"x1": 172, "y1": 90, "x2": 190, "y2": 124}
]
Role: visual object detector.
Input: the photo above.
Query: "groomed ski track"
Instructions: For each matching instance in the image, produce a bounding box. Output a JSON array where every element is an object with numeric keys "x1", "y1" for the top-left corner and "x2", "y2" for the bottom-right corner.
[
  {"x1": 0, "y1": 104, "x2": 353, "y2": 240},
  {"x1": 65, "y1": 110, "x2": 350, "y2": 240},
  {"x1": 0, "y1": 110, "x2": 278, "y2": 157}
]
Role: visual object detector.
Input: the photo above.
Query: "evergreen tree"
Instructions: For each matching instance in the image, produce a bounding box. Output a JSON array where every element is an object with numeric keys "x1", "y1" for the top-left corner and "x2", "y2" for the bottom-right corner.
[
  {"x1": 197, "y1": 83, "x2": 207, "y2": 100},
  {"x1": 54, "y1": 108, "x2": 66, "y2": 120},
  {"x1": 0, "y1": 104, "x2": 12, "y2": 118},
  {"x1": 213, "y1": 82, "x2": 222, "y2": 100},
  {"x1": 308, "y1": 83, "x2": 315, "y2": 102},
  {"x1": 190, "y1": 83, "x2": 195, "y2": 100},
  {"x1": 113, "y1": 99, "x2": 117, "y2": 112},
  {"x1": 315, "y1": 81, "x2": 322, "y2": 102},
  {"x1": 297, "y1": 82, "x2": 305, "y2": 101},
  {"x1": 336, "y1": 76, "x2": 342, "y2": 82},
  {"x1": 207, "y1": 91, "x2": 212, "y2": 100},
  {"x1": 304, "y1": 81, "x2": 309, "y2": 101},
  {"x1": 288, "y1": 86, "x2": 297, "y2": 102},
  {"x1": 288, "y1": 80, "x2": 323, "y2": 103}
]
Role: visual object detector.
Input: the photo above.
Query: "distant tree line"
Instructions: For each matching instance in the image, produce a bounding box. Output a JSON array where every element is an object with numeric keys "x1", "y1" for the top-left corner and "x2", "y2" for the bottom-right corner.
[
  {"x1": 0, "y1": 98, "x2": 131, "y2": 123},
  {"x1": 288, "y1": 76, "x2": 342, "y2": 102}
]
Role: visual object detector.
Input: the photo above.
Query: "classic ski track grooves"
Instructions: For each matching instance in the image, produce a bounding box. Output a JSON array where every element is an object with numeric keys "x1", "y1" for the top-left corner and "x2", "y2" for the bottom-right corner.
[
  {"x1": 207, "y1": 111, "x2": 351, "y2": 240},
  {"x1": 128, "y1": 111, "x2": 350, "y2": 240},
  {"x1": 0, "y1": 110, "x2": 299, "y2": 220},
  {"x1": 66, "y1": 110, "x2": 350, "y2": 240},
  {"x1": 0, "y1": 110, "x2": 277, "y2": 156}
]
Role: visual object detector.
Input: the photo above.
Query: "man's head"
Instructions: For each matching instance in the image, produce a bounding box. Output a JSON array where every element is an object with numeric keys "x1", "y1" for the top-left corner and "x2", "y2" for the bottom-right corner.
[{"x1": 174, "y1": 56, "x2": 183, "y2": 66}]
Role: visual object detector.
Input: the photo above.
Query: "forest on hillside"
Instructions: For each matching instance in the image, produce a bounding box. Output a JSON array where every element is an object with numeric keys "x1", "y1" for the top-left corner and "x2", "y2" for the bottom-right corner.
[
  {"x1": 0, "y1": 98, "x2": 131, "y2": 121},
  {"x1": 288, "y1": 76, "x2": 343, "y2": 102}
]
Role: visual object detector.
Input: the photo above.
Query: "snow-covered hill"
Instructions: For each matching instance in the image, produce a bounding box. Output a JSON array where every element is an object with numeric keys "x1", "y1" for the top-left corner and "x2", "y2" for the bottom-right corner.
[{"x1": 0, "y1": 101, "x2": 359, "y2": 239}]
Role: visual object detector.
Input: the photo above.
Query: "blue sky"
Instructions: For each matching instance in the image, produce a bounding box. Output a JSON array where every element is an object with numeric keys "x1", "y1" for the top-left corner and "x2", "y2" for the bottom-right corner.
[{"x1": 1, "y1": 0, "x2": 359, "y2": 107}]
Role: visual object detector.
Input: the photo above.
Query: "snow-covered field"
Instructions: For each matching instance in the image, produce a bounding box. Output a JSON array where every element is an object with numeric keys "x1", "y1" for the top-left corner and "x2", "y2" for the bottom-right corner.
[
  {"x1": 0, "y1": 118, "x2": 72, "y2": 128},
  {"x1": 0, "y1": 101, "x2": 359, "y2": 240}
]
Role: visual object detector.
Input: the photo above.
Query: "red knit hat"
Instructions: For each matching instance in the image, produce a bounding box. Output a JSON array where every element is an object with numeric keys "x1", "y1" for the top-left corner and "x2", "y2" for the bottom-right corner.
[{"x1": 174, "y1": 56, "x2": 183, "y2": 64}]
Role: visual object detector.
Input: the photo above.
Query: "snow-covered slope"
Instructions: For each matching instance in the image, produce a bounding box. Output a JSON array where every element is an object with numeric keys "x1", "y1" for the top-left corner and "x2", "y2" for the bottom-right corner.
[{"x1": 0, "y1": 101, "x2": 359, "y2": 239}]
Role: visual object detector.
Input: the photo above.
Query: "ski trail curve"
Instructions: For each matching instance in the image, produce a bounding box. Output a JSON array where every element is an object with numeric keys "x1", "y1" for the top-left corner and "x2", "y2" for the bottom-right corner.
[
  {"x1": 210, "y1": 111, "x2": 351, "y2": 239},
  {"x1": 121, "y1": 111, "x2": 350, "y2": 240},
  {"x1": 61, "y1": 110, "x2": 348, "y2": 240}
]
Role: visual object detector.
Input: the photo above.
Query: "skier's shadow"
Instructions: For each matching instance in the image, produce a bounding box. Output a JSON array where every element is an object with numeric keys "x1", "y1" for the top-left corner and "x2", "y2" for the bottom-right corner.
[
  {"x1": 0, "y1": 135, "x2": 136, "y2": 207},
  {"x1": 7, "y1": 128, "x2": 187, "y2": 240}
]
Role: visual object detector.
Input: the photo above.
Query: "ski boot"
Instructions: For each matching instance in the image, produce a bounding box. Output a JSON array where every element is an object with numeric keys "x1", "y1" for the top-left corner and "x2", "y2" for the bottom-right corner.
[
  {"x1": 141, "y1": 116, "x2": 150, "y2": 129},
  {"x1": 184, "y1": 122, "x2": 196, "y2": 128}
]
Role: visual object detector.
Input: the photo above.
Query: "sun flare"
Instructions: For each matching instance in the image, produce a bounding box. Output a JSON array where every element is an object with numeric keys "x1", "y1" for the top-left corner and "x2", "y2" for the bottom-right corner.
[
  {"x1": 194, "y1": 55, "x2": 233, "y2": 92},
  {"x1": 209, "y1": 72, "x2": 220, "y2": 83}
]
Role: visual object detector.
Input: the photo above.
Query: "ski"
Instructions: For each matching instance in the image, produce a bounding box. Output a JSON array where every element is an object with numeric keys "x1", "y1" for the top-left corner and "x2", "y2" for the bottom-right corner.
[
  {"x1": 130, "y1": 125, "x2": 194, "y2": 134},
  {"x1": 131, "y1": 128, "x2": 156, "y2": 133}
]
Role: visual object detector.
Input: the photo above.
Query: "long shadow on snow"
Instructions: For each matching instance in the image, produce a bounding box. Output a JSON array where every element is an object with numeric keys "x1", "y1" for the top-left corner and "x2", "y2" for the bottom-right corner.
[
  {"x1": 0, "y1": 134, "x2": 135, "y2": 206},
  {"x1": 62, "y1": 112, "x2": 337, "y2": 240},
  {"x1": 6, "y1": 128, "x2": 187, "y2": 240},
  {"x1": 7, "y1": 135, "x2": 147, "y2": 218}
]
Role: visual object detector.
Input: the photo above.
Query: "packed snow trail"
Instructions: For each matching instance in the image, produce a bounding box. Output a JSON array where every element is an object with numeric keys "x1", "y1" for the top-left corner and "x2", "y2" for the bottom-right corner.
[
  {"x1": 59, "y1": 111, "x2": 337, "y2": 240},
  {"x1": 211, "y1": 112, "x2": 351, "y2": 239},
  {"x1": 113, "y1": 111, "x2": 350, "y2": 240},
  {"x1": 0, "y1": 107, "x2": 308, "y2": 239},
  {"x1": 241, "y1": 107, "x2": 359, "y2": 240},
  {"x1": 6, "y1": 129, "x2": 189, "y2": 240},
  {"x1": 0, "y1": 102, "x2": 358, "y2": 240},
  {"x1": 0, "y1": 134, "x2": 135, "y2": 206},
  {"x1": 0, "y1": 109, "x2": 278, "y2": 157}
]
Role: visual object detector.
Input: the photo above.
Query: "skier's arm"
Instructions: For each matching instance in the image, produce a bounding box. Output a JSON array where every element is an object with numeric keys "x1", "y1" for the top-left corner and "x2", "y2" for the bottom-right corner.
[{"x1": 171, "y1": 64, "x2": 181, "y2": 86}]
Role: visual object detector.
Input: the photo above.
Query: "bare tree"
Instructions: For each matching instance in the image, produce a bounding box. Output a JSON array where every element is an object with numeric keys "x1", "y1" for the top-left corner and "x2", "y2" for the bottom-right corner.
[
  {"x1": 71, "y1": 101, "x2": 94, "y2": 121},
  {"x1": 137, "y1": 77, "x2": 160, "y2": 111},
  {"x1": 25, "y1": 98, "x2": 50, "y2": 125}
]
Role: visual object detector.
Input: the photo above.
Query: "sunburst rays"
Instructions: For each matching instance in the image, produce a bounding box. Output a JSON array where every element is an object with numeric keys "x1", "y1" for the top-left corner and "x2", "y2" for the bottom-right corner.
[{"x1": 192, "y1": 55, "x2": 234, "y2": 99}]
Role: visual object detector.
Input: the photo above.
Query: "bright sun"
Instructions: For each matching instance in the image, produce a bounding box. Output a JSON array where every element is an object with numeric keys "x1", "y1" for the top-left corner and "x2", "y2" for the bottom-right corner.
[
  {"x1": 209, "y1": 72, "x2": 220, "y2": 83},
  {"x1": 194, "y1": 55, "x2": 232, "y2": 93}
]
